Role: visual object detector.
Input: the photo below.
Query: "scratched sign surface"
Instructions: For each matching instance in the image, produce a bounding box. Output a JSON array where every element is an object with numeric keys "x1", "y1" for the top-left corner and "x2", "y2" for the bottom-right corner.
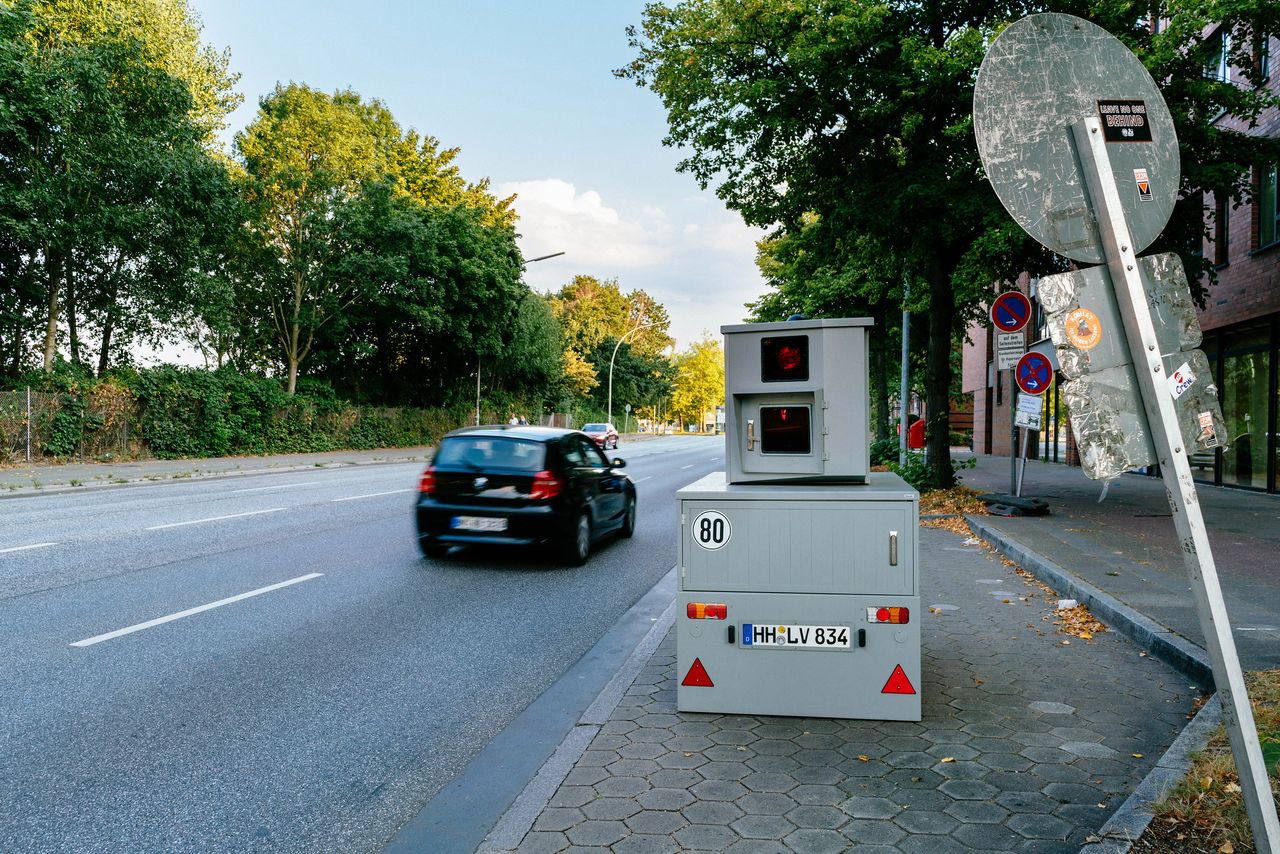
[
  {"x1": 972, "y1": 14, "x2": 1179, "y2": 264},
  {"x1": 1037, "y1": 253, "x2": 1227, "y2": 481}
]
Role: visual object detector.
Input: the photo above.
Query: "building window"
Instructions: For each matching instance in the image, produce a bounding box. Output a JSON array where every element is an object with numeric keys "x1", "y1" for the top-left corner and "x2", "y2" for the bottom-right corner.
[
  {"x1": 1205, "y1": 29, "x2": 1232, "y2": 82},
  {"x1": 1259, "y1": 35, "x2": 1271, "y2": 82},
  {"x1": 1261, "y1": 163, "x2": 1279, "y2": 249},
  {"x1": 1214, "y1": 196, "x2": 1230, "y2": 266}
]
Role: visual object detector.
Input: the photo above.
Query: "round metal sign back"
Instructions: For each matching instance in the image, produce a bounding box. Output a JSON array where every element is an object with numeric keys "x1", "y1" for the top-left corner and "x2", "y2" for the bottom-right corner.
[{"x1": 973, "y1": 13, "x2": 1179, "y2": 264}]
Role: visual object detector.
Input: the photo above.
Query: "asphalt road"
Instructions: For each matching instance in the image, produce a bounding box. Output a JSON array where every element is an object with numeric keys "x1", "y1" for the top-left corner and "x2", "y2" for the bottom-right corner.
[{"x1": 0, "y1": 435, "x2": 724, "y2": 853}]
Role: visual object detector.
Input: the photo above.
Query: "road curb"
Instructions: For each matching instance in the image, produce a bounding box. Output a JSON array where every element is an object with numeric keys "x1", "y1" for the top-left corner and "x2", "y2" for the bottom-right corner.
[
  {"x1": 965, "y1": 516, "x2": 1212, "y2": 686},
  {"x1": 384, "y1": 566, "x2": 677, "y2": 854},
  {"x1": 477, "y1": 598, "x2": 677, "y2": 853},
  {"x1": 1081, "y1": 696, "x2": 1223, "y2": 853},
  {"x1": 964, "y1": 515, "x2": 1218, "y2": 854}
]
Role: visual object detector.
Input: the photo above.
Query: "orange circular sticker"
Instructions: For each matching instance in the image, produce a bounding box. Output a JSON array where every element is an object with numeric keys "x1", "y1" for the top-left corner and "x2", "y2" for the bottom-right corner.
[{"x1": 1065, "y1": 307, "x2": 1102, "y2": 350}]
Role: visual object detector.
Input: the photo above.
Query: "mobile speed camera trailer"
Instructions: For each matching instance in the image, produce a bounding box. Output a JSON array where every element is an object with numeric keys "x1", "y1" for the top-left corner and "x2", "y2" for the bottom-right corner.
[{"x1": 676, "y1": 318, "x2": 921, "y2": 721}]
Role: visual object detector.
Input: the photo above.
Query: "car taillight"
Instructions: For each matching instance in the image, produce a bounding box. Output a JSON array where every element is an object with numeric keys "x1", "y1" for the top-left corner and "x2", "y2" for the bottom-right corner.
[
  {"x1": 418, "y1": 467, "x2": 436, "y2": 494},
  {"x1": 530, "y1": 470, "x2": 562, "y2": 500}
]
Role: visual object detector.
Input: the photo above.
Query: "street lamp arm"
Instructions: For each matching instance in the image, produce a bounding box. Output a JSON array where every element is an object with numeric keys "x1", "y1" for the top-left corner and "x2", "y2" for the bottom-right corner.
[{"x1": 608, "y1": 320, "x2": 662, "y2": 430}]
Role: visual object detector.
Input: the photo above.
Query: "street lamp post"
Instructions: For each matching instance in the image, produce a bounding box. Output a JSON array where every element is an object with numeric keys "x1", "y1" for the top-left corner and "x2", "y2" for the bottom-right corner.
[
  {"x1": 608, "y1": 320, "x2": 661, "y2": 429},
  {"x1": 474, "y1": 250, "x2": 564, "y2": 426}
]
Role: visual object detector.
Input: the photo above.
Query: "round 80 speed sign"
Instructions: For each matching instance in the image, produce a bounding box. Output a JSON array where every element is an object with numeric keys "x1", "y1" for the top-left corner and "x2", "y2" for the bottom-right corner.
[{"x1": 692, "y1": 510, "x2": 732, "y2": 550}]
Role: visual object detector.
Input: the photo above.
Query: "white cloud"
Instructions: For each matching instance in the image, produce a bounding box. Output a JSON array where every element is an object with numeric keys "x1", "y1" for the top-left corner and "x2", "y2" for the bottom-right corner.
[{"x1": 502, "y1": 178, "x2": 770, "y2": 349}]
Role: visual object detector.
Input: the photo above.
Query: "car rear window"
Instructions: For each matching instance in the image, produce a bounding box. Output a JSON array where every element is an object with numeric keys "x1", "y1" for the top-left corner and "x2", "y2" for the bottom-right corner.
[
  {"x1": 434, "y1": 437, "x2": 546, "y2": 471},
  {"x1": 582, "y1": 423, "x2": 607, "y2": 431}
]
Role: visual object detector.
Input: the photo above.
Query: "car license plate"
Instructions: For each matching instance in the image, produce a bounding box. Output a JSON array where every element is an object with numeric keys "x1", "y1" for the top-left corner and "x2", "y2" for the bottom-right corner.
[
  {"x1": 451, "y1": 516, "x2": 508, "y2": 532},
  {"x1": 741, "y1": 623, "x2": 850, "y2": 649}
]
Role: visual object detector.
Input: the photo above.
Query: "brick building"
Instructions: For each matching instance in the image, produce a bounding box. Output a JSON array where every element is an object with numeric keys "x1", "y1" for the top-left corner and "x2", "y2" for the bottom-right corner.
[{"x1": 964, "y1": 32, "x2": 1279, "y2": 493}]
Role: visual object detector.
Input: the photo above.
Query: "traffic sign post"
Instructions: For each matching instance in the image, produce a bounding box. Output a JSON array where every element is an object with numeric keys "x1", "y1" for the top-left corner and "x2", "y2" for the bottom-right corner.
[
  {"x1": 990, "y1": 294, "x2": 1033, "y2": 494},
  {"x1": 975, "y1": 14, "x2": 1279, "y2": 849}
]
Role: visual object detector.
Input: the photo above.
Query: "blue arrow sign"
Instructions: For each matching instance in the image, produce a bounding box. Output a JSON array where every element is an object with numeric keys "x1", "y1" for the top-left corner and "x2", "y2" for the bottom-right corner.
[
  {"x1": 1016, "y1": 352, "x2": 1052, "y2": 395},
  {"x1": 991, "y1": 291, "x2": 1032, "y2": 333}
]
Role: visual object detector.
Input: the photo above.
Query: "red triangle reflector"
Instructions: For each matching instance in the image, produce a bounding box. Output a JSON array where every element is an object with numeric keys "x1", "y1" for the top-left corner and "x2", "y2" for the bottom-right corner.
[
  {"x1": 682, "y1": 657, "x2": 714, "y2": 687},
  {"x1": 881, "y1": 664, "x2": 916, "y2": 695}
]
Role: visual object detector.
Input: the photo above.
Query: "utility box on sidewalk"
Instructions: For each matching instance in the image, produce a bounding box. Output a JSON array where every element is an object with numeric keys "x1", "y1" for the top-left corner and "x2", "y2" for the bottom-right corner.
[{"x1": 676, "y1": 473, "x2": 921, "y2": 720}]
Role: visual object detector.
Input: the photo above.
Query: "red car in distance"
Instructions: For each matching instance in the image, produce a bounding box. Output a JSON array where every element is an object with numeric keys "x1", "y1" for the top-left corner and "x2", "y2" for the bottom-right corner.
[{"x1": 582, "y1": 422, "x2": 619, "y2": 449}]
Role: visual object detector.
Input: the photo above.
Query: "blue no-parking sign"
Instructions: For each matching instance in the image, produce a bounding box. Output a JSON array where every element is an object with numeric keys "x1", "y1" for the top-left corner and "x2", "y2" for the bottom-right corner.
[
  {"x1": 990, "y1": 291, "x2": 1031, "y2": 333},
  {"x1": 1015, "y1": 352, "x2": 1052, "y2": 395}
]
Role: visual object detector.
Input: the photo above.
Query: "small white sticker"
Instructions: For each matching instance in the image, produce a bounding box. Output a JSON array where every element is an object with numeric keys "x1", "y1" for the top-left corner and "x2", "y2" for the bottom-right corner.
[
  {"x1": 1169, "y1": 362, "x2": 1195, "y2": 399},
  {"x1": 692, "y1": 510, "x2": 732, "y2": 550}
]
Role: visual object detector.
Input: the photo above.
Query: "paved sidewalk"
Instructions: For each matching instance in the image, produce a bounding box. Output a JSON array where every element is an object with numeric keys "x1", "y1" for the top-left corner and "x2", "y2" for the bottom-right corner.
[
  {"x1": 0, "y1": 432, "x2": 667, "y2": 497},
  {"x1": 958, "y1": 453, "x2": 1280, "y2": 670},
  {"x1": 0, "y1": 446, "x2": 434, "y2": 496},
  {"x1": 491, "y1": 527, "x2": 1197, "y2": 853}
]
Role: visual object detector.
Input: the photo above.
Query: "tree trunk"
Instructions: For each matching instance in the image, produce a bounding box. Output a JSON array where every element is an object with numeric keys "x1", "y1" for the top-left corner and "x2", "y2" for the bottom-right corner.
[
  {"x1": 925, "y1": 267, "x2": 955, "y2": 489},
  {"x1": 870, "y1": 299, "x2": 891, "y2": 441},
  {"x1": 41, "y1": 247, "x2": 63, "y2": 371},
  {"x1": 287, "y1": 357, "x2": 299, "y2": 394},
  {"x1": 98, "y1": 304, "x2": 116, "y2": 377},
  {"x1": 67, "y1": 255, "x2": 80, "y2": 366}
]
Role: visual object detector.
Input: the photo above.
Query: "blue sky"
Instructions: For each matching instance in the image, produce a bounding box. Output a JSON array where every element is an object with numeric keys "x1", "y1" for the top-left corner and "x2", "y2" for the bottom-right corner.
[{"x1": 194, "y1": 0, "x2": 770, "y2": 349}]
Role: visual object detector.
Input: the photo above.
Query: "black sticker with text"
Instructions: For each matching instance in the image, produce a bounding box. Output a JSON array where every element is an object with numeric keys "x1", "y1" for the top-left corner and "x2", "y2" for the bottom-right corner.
[{"x1": 1097, "y1": 100, "x2": 1152, "y2": 142}]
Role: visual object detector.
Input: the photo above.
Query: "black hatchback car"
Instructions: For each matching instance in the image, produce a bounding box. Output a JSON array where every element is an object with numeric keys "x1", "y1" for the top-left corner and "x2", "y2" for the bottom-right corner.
[{"x1": 416, "y1": 426, "x2": 637, "y2": 565}]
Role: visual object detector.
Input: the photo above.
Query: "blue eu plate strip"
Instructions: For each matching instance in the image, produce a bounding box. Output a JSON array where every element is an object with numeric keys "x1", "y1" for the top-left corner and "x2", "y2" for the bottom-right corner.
[{"x1": 741, "y1": 623, "x2": 752, "y2": 646}]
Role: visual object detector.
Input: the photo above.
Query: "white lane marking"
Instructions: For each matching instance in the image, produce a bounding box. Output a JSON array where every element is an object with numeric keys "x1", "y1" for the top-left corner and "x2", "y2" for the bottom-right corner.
[
  {"x1": 331, "y1": 488, "x2": 414, "y2": 502},
  {"x1": 0, "y1": 542, "x2": 58, "y2": 555},
  {"x1": 709, "y1": 456, "x2": 719, "y2": 460},
  {"x1": 145, "y1": 508, "x2": 285, "y2": 531},
  {"x1": 635, "y1": 477, "x2": 652, "y2": 483},
  {"x1": 680, "y1": 464, "x2": 695, "y2": 470},
  {"x1": 228, "y1": 481, "x2": 321, "y2": 494},
  {"x1": 70, "y1": 573, "x2": 324, "y2": 648}
]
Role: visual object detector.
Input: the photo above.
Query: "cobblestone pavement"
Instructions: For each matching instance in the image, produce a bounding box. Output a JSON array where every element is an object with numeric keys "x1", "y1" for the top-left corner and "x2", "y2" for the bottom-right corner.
[{"x1": 504, "y1": 527, "x2": 1198, "y2": 853}]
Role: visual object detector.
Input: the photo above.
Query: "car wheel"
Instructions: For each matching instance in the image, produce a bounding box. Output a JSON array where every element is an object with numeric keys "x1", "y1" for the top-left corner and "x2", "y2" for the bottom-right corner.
[
  {"x1": 562, "y1": 512, "x2": 591, "y2": 566},
  {"x1": 620, "y1": 495, "x2": 636, "y2": 538},
  {"x1": 420, "y1": 539, "x2": 448, "y2": 560}
]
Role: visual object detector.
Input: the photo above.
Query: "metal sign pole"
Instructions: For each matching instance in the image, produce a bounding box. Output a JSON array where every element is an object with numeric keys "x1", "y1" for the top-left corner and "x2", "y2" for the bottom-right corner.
[
  {"x1": 1009, "y1": 371, "x2": 1017, "y2": 494},
  {"x1": 1073, "y1": 116, "x2": 1280, "y2": 849},
  {"x1": 1015, "y1": 429, "x2": 1028, "y2": 498}
]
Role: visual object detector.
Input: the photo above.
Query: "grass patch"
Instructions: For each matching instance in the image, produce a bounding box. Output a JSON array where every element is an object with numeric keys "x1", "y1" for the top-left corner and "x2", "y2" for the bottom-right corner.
[{"x1": 1138, "y1": 669, "x2": 1280, "y2": 853}]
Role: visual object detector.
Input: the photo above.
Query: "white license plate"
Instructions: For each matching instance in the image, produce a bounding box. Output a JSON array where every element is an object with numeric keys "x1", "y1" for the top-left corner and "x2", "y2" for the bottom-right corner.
[
  {"x1": 741, "y1": 623, "x2": 850, "y2": 649},
  {"x1": 451, "y1": 516, "x2": 508, "y2": 532}
]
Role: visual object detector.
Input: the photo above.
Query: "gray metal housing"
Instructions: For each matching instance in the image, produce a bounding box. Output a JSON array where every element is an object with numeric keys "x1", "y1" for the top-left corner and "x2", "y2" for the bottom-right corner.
[
  {"x1": 677, "y1": 472, "x2": 921, "y2": 721},
  {"x1": 722, "y1": 317, "x2": 872, "y2": 484}
]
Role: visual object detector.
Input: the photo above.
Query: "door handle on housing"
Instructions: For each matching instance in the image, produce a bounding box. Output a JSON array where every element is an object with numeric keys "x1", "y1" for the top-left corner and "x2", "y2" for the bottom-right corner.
[
  {"x1": 746, "y1": 419, "x2": 756, "y2": 451},
  {"x1": 889, "y1": 531, "x2": 898, "y2": 566}
]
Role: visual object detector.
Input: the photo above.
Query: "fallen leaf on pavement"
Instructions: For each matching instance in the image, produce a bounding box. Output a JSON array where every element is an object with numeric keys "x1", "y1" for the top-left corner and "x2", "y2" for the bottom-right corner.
[
  {"x1": 857, "y1": 755, "x2": 869, "y2": 762},
  {"x1": 1132, "y1": 753, "x2": 1143, "y2": 758}
]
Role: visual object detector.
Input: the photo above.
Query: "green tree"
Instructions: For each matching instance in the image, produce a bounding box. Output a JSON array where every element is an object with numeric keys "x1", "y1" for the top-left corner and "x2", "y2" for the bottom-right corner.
[
  {"x1": 669, "y1": 335, "x2": 723, "y2": 429},
  {"x1": 0, "y1": 0, "x2": 237, "y2": 375},
  {"x1": 236, "y1": 83, "x2": 519, "y2": 395},
  {"x1": 621, "y1": 0, "x2": 1280, "y2": 487},
  {"x1": 0, "y1": 0, "x2": 239, "y2": 376}
]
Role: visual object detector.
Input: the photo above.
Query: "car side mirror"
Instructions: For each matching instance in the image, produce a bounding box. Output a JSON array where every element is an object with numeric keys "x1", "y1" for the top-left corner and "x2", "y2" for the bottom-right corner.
[{"x1": 612, "y1": 458, "x2": 626, "y2": 468}]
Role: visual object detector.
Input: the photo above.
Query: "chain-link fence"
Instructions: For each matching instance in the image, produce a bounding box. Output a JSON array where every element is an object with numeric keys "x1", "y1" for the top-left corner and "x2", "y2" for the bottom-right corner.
[{"x1": 0, "y1": 388, "x2": 135, "y2": 464}]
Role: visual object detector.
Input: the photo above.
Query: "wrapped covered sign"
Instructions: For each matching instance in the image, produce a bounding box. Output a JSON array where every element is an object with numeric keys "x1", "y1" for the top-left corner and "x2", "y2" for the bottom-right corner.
[{"x1": 1038, "y1": 252, "x2": 1227, "y2": 481}]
